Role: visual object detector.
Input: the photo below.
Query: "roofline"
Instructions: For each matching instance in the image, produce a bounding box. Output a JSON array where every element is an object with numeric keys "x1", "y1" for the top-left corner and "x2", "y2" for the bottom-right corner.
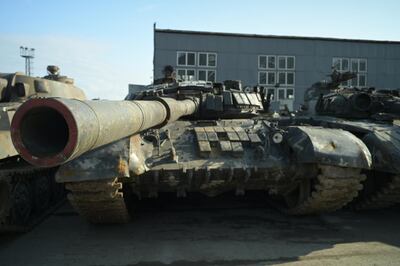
[{"x1": 155, "y1": 28, "x2": 400, "y2": 45}]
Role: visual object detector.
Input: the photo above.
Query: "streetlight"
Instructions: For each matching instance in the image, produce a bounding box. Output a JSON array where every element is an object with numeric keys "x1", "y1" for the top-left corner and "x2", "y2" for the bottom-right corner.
[{"x1": 20, "y1": 46, "x2": 35, "y2": 76}]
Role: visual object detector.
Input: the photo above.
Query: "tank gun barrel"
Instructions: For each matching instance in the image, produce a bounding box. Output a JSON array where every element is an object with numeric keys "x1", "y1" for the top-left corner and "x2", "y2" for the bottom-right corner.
[{"x1": 10, "y1": 97, "x2": 197, "y2": 167}]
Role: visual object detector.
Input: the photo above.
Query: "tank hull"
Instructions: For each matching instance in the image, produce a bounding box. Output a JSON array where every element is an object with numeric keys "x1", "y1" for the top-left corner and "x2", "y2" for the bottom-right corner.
[{"x1": 56, "y1": 119, "x2": 371, "y2": 223}]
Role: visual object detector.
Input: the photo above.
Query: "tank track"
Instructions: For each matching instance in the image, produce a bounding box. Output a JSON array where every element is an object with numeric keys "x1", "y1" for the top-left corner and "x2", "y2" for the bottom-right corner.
[
  {"x1": 66, "y1": 166, "x2": 367, "y2": 223},
  {"x1": 351, "y1": 175, "x2": 400, "y2": 210},
  {"x1": 66, "y1": 178, "x2": 130, "y2": 224},
  {"x1": 285, "y1": 166, "x2": 366, "y2": 215},
  {"x1": 0, "y1": 167, "x2": 65, "y2": 233}
]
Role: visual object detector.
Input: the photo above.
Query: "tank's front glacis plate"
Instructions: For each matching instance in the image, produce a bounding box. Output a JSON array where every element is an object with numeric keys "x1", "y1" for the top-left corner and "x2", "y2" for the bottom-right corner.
[
  {"x1": 132, "y1": 119, "x2": 291, "y2": 197},
  {"x1": 149, "y1": 120, "x2": 287, "y2": 171}
]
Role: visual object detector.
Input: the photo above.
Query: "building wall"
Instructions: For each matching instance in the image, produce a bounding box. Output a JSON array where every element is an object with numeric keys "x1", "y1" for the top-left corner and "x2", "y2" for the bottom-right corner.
[{"x1": 154, "y1": 30, "x2": 400, "y2": 109}]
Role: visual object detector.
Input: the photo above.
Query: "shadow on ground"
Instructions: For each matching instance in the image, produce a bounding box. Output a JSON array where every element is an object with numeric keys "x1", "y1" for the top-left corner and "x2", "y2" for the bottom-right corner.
[{"x1": 0, "y1": 192, "x2": 399, "y2": 266}]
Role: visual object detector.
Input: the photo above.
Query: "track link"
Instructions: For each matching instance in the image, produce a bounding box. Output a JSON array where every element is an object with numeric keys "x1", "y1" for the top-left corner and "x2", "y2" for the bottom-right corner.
[
  {"x1": 0, "y1": 167, "x2": 64, "y2": 233},
  {"x1": 286, "y1": 166, "x2": 366, "y2": 215},
  {"x1": 351, "y1": 175, "x2": 400, "y2": 210},
  {"x1": 66, "y1": 178, "x2": 130, "y2": 224}
]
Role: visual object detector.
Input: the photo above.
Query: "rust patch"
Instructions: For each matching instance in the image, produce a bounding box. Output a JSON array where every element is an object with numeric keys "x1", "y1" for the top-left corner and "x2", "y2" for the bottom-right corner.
[{"x1": 117, "y1": 158, "x2": 129, "y2": 176}]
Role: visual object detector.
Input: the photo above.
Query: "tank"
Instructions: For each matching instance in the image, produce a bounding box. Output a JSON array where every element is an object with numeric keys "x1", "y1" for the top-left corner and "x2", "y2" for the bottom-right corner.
[
  {"x1": 9, "y1": 79, "x2": 373, "y2": 224},
  {"x1": 290, "y1": 72, "x2": 400, "y2": 210},
  {"x1": 0, "y1": 66, "x2": 86, "y2": 232}
]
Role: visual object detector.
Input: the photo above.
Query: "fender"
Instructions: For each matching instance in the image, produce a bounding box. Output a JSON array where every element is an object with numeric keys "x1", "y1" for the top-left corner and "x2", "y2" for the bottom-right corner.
[
  {"x1": 56, "y1": 134, "x2": 155, "y2": 183},
  {"x1": 362, "y1": 127, "x2": 400, "y2": 174},
  {"x1": 55, "y1": 137, "x2": 131, "y2": 183},
  {"x1": 286, "y1": 126, "x2": 372, "y2": 169}
]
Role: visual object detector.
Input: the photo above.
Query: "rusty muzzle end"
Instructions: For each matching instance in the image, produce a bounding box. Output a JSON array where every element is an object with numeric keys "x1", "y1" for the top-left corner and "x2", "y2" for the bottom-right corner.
[{"x1": 11, "y1": 98, "x2": 78, "y2": 168}]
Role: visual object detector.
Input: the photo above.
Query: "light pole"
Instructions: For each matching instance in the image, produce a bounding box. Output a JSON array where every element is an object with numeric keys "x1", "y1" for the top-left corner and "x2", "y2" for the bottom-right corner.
[{"x1": 20, "y1": 46, "x2": 35, "y2": 76}]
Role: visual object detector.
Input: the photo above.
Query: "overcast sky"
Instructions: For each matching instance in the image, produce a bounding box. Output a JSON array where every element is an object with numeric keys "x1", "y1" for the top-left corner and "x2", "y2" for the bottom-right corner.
[{"x1": 1, "y1": 0, "x2": 399, "y2": 99}]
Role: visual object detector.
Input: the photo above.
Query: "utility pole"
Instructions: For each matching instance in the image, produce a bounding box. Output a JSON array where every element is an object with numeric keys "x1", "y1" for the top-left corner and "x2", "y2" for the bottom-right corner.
[{"x1": 20, "y1": 46, "x2": 35, "y2": 76}]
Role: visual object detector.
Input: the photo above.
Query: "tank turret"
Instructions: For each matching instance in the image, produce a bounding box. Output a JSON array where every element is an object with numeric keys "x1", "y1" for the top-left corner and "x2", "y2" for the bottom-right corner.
[
  {"x1": 316, "y1": 87, "x2": 400, "y2": 120},
  {"x1": 130, "y1": 80, "x2": 264, "y2": 119},
  {"x1": 302, "y1": 70, "x2": 356, "y2": 115}
]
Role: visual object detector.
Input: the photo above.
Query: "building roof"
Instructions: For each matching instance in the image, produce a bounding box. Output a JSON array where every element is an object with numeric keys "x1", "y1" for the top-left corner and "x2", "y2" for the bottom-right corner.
[{"x1": 155, "y1": 28, "x2": 400, "y2": 45}]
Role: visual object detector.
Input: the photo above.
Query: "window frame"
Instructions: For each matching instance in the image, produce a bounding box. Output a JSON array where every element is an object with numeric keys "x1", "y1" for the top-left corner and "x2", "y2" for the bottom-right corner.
[
  {"x1": 259, "y1": 55, "x2": 277, "y2": 70},
  {"x1": 277, "y1": 55, "x2": 295, "y2": 70},
  {"x1": 276, "y1": 87, "x2": 296, "y2": 100},
  {"x1": 267, "y1": 55, "x2": 277, "y2": 70},
  {"x1": 266, "y1": 88, "x2": 276, "y2": 101},
  {"x1": 351, "y1": 58, "x2": 359, "y2": 72},
  {"x1": 358, "y1": 59, "x2": 367, "y2": 73},
  {"x1": 278, "y1": 56, "x2": 287, "y2": 70},
  {"x1": 341, "y1": 58, "x2": 350, "y2": 71},
  {"x1": 176, "y1": 68, "x2": 196, "y2": 81},
  {"x1": 332, "y1": 57, "x2": 368, "y2": 87},
  {"x1": 258, "y1": 71, "x2": 267, "y2": 85},
  {"x1": 258, "y1": 71, "x2": 277, "y2": 85},
  {"x1": 358, "y1": 73, "x2": 367, "y2": 87},
  {"x1": 332, "y1": 57, "x2": 341, "y2": 71},
  {"x1": 267, "y1": 71, "x2": 276, "y2": 85},
  {"x1": 277, "y1": 88, "x2": 286, "y2": 100},
  {"x1": 286, "y1": 56, "x2": 295, "y2": 70},
  {"x1": 278, "y1": 71, "x2": 286, "y2": 85},
  {"x1": 176, "y1": 68, "x2": 186, "y2": 79},
  {"x1": 198, "y1": 52, "x2": 217, "y2": 67},
  {"x1": 258, "y1": 55, "x2": 267, "y2": 69},
  {"x1": 286, "y1": 88, "x2": 295, "y2": 99},
  {"x1": 286, "y1": 71, "x2": 295, "y2": 86},
  {"x1": 176, "y1": 51, "x2": 197, "y2": 67},
  {"x1": 198, "y1": 69, "x2": 217, "y2": 82}
]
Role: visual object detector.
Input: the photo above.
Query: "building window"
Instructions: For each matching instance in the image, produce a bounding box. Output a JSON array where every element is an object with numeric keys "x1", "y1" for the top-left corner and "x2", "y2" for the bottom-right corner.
[
  {"x1": 276, "y1": 71, "x2": 295, "y2": 86},
  {"x1": 176, "y1": 51, "x2": 217, "y2": 82},
  {"x1": 287, "y1": 72, "x2": 295, "y2": 85},
  {"x1": 198, "y1": 69, "x2": 216, "y2": 82},
  {"x1": 278, "y1": 56, "x2": 295, "y2": 70},
  {"x1": 258, "y1": 55, "x2": 295, "y2": 102},
  {"x1": 258, "y1": 72, "x2": 267, "y2": 85},
  {"x1": 268, "y1": 56, "x2": 276, "y2": 69},
  {"x1": 198, "y1": 52, "x2": 217, "y2": 67},
  {"x1": 332, "y1": 57, "x2": 367, "y2": 87},
  {"x1": 259, "y1": 55, "x2": 276, "y2": 70},
  {"x1": 263, "y1": 87, "x2": 295, "y2": 101},
  {"x1": 177, "y1": 69, "x2": 196, "y2": 81},
  {"x1": 258, "y1": 71, "x2": 276, "y2": 85},
  {"x1": 278, "y1": 72, "x2": 286, "y2": 85},
  {"x1": 277, "y1": 88, "x2": 295, "y2": 100},
  {"x1": 177, "y1": 51, "x2": 196, "y2": 66},
  {"x1": 267, "y1": 88, "x2": 276, "y2": 101},
  {"x1": 278, "y1": 88, "x2": 285, "y2": 100},
  {"x1": 259, "y1": 56, "x2": 267, "y2": 69},
  {"x1": 268, "y1": 72, "x2": 276, "y2": 85}
]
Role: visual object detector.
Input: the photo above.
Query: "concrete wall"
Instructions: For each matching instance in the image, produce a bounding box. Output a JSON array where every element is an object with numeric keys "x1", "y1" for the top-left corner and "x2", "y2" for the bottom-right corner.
[{"x1": 154, "y1": 30, "x2": 400, "y2": 109}]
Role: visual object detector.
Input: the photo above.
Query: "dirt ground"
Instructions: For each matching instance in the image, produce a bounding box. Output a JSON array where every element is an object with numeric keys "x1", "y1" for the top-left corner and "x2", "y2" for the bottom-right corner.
[{"x1": 0, "y1": 195, "x2": 400, "y2": 266}]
